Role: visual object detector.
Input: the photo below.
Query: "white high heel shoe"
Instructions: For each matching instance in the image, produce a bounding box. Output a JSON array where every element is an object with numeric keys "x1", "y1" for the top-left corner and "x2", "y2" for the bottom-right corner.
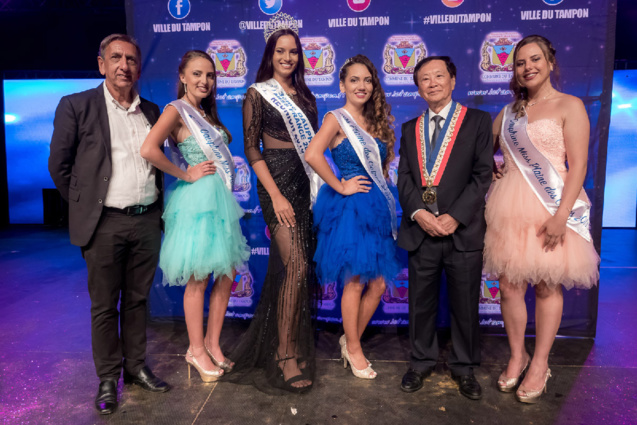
[{"x1": 341, "y1": 345, "x2": 377, "y2": 380}]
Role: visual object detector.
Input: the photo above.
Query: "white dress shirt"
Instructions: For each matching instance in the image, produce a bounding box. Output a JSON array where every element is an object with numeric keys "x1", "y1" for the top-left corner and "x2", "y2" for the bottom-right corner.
[
  {"x1": 103, "y1": 84, "x2": 158, "y2": 208},
  {"x1": 411, "y1": 99, "x2": 454, "y2": 220}
]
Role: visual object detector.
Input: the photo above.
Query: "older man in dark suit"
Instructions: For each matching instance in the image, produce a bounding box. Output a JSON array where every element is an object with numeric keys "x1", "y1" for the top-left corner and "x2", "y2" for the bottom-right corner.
[
  {"x1": 397, "y1": 56, "x2": 492, "y2": 400},
  {"x1": 49, "y1": 34, "x2": 169, "y2": 415}
]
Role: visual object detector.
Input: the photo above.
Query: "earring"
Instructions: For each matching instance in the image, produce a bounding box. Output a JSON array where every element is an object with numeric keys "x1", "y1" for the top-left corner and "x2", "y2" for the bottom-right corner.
[{"x1": 183, "y1": 83, "x2": 188, "y2": 93}]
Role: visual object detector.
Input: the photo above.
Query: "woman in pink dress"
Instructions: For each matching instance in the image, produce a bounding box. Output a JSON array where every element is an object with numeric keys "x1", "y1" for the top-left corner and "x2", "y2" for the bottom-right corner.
[{"x1": 484, "y1": 35, "x2": 599, "y2": 403}]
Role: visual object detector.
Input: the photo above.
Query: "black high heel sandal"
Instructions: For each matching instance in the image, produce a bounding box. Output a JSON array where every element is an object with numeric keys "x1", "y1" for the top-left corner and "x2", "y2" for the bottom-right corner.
[{"x1": 275, "y1": 356, "x2": 313, "y2": 393}]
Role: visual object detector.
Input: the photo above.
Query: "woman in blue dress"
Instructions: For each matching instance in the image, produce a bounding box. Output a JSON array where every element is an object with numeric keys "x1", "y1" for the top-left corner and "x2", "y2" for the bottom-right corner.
[
  {"x1": 141, "y1": 50, "x2": 250, "y2": 382},
  {"x1": 305, "y1": 55, "x2": 401, "y2": 379}
]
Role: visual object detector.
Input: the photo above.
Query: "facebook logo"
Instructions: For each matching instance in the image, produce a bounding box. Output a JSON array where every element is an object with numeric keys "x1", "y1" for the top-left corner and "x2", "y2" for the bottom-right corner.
[{"x1": 168, "y1": 0, "x2": 191, "y2": 19}]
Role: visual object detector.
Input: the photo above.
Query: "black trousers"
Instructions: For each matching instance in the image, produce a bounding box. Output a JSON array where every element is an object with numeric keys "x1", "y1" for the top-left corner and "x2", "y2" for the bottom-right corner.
[
  {"x1": 407, "y1": 235, "x2": 482, "y2": 375},
  {"x1": 81, "y1": 207, "x2": 161, "y2": 381}
]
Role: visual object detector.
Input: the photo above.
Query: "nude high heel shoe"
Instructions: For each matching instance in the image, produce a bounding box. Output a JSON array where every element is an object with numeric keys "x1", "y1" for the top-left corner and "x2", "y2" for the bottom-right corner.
[{"x1": 516, "y1": 368, "x2": 552, "y2": 403}]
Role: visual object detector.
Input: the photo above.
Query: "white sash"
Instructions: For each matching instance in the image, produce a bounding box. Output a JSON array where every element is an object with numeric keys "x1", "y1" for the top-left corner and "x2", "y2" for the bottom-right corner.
[
  {"x1": 252, "y1": 78, "x2": 324, "y2": 206},
  {"x1": 329, "y1": 108, "x2": 397, "y2": 240},
  {"x1": 170, "y1": 100, "x2": 235, "y2": 191},
  {"x1": 501, "y1": 104, "x2": 591, "y2": 241}
]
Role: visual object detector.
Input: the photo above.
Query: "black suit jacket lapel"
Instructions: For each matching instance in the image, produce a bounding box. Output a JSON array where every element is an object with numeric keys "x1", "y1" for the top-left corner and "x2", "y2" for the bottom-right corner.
[
  {"x1": 96, "y1": 83, "x2": 112, "y2": 163},
  {"x1": 140, "y1": 100, "x2": 159, "y2": 125}
]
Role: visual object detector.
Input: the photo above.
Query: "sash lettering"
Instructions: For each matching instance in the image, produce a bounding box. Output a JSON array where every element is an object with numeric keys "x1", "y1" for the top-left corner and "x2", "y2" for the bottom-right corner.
[
  {"x1": 252, "y1": 79, "x2": 324, "y2": 206},
  {"x1": 170, "y1": 100, "x2": 235, "y2": 191},
  {"x1": 330, "y1": 108, "x2": 397, "y2": 240},
  {"x1": 500, "y1": 104, "x2": 591, "y2": 241}
]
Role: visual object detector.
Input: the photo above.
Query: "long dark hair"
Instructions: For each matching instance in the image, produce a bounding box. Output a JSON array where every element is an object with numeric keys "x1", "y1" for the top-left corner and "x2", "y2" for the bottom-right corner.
[
  {"x1": 510, "y1": 35, "x2": 560, "y2": 117},
  {"x1": 255, "y1": 29, "x2": 317, "y2": 119},
  {"x1": 177, "y1": 50, "x2": 232, "y2": 142},
  {"x1": 339, "y1": 55, "x2": 395, "y2": 177}
]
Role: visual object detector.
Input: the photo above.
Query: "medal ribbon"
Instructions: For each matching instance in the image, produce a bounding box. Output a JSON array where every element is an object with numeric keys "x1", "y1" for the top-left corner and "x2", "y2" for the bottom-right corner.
[
  {"x1": 500, "y1": 104, "x2": 591, "y2": 241},
  {"x1": 416, "y1": 101, "x2": 467, "y2": 188},
  {"x1": 170, "y1": 99, "x2": 235, "y2": 191},
  {"x1": 252, "y1": 79, "x2": 324, "y2": 206},
  {"x1": 329, "y1": 108, "x2": 398, "y2": 240}
]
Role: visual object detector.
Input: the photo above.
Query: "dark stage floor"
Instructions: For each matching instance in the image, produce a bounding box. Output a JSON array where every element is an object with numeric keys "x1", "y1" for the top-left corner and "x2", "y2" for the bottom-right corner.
[{"x1": 1, "y1": 227, "x2": 636, "y2": 425}]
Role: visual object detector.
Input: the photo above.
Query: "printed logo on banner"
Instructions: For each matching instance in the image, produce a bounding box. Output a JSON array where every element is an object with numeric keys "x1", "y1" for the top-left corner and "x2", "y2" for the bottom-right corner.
[
  {"x1": 168, "y1": 0, "x2": 191, "y2": 19},
  {"x1": 382, "y1": 35, "x2": 427, "y2": 86},
  {"x1": 382, "y1": 268, "x2": 409, "y2": 313},
  {"x1": 543, "y1": 0, "x2": 564, "y2": 5},
  {"x1": 301, "y1": 37, "x2": 336, "y2": 86},
  {"x1": 233, "y1": 156, "x2": 251, "y2": 202},
  {"x1": 207, "y1": 40, "x2": 247, "y2": 88},
  {"x1": 479, "y1": 275, "x2": 501, "y2": 315},
  {"x1": 229, "y1": 264, "x2": 254, "y2": 307},
  {"x1": 347, "y1": 0, "x2": 371, "y2": 12},
  {"x1": 441, "y1": 0, "x2": 464, "y2": 7},
  {"x1": 259, "y1": 0, "x2": 282, "y2": 15},
  {"x1": 319, "y1": 282, "x2": 338, "y2": 310},
  {"x1": 479, "y1": 31, "x2": 522, "y2": 83}
]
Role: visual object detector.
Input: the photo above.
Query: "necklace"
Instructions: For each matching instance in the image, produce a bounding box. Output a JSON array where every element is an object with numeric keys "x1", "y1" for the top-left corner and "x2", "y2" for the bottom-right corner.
[
  {"x1": 527, "y1": 89, "x2": 555, "y2": 108},
  {"x1": 182, "y1": 96, "x2": 206, "y2": 118}
]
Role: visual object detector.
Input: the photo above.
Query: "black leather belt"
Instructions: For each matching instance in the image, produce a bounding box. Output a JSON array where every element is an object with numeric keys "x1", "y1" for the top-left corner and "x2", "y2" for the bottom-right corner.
[{"x1": 104, "y1": 200, "x2": 160, "y2": 216}]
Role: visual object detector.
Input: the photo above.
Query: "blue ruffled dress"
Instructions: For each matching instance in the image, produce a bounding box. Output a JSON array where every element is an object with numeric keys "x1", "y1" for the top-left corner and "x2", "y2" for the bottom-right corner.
[
  {"x1": 313, "y1": 138, "x2": 400, "y2": 286},
  {"x1": 159, "y1": 135, "x2": 250, "y2": 286}
]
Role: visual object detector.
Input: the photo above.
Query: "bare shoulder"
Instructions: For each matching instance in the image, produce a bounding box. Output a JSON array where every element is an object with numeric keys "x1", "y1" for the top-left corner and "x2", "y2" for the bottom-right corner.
[
  {"x1": 556, "y1": 92, "x2": 585, "y2": 112},
  {"x1": 321, "y1": 113, "x2": 345, "y2": 148},
  {"x1": 555, "y1": 93, "x2": 587, "y2": 126}
]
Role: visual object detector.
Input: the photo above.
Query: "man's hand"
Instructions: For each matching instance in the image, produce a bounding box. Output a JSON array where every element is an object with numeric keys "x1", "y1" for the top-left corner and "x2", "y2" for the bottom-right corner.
[
  {"x1": 437, "y1": 214, "x2": 459, "y2": 235},
  {"x1": 414, "y1": 209, "x2": 448, "y2": 237}
]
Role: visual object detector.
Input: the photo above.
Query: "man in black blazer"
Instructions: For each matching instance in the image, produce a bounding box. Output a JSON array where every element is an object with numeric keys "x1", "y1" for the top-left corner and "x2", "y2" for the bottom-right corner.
[
  {"x1": 49, "y1": 34, "x2": 169, "y2": 415},
  {"x1": 397, "y1": 56, "x2": 492, "y2": 400}
]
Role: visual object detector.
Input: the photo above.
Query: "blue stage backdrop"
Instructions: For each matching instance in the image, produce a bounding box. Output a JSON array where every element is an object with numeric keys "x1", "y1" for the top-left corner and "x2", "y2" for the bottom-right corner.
[{"x1": 126, "y1": 0, "x2": 615, "y2": 336}]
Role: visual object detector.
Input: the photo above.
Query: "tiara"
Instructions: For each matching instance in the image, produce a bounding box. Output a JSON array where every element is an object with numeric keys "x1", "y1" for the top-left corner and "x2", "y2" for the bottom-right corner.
[
  {"x1": 339, "y1": 57, "x2": 354, "y2": 74},
  {"x1": 263, "y1": 12, "x2": 299, "y2": 42}
]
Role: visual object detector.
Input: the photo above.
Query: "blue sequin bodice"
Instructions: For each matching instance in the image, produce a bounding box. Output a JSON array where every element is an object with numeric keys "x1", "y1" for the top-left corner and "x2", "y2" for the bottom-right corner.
[
  {"x1": 331, "y1": 138, "x2": 387, "y2": 180},
  {"x1": 178, "y1": 133, "x2": 229, "y2": 166}
]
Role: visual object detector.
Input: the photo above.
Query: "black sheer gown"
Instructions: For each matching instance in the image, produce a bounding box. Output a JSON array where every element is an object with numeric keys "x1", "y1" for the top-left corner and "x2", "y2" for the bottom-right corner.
[{"x1": 226, "y1": 87, "x2": 319, "y2": 394}]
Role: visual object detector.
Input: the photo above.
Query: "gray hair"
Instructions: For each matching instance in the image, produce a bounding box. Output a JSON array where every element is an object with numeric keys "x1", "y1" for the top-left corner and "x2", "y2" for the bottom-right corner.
[{"x1": 99, "y1": 34, "x2": 142, "y2": 60}]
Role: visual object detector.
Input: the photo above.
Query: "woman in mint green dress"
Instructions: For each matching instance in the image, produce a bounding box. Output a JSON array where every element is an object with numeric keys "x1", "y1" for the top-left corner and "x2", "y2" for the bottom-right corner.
[{"x1": 141, "y1": 50, "x2": 250, "y2": 383}]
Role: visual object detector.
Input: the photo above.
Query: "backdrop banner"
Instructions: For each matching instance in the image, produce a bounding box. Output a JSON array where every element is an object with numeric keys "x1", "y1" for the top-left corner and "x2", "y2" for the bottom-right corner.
[{"x1": 126, "y1": 0, "x2": 615, "y2": 336}]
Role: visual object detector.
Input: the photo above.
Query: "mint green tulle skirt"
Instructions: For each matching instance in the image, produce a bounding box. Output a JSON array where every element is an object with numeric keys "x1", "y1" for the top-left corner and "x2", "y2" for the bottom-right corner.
[{"x1": 159, "y1": 173, "x2": 250, "y2": 286}]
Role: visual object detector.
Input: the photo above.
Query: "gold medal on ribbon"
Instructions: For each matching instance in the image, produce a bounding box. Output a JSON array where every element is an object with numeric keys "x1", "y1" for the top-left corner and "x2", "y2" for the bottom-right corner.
[
  {"x1": 422, "y1": 186, "x2": 437, "y2": 204},
  {"x1": 415, "y1": 102, "x2": 468, "y2": 208}
]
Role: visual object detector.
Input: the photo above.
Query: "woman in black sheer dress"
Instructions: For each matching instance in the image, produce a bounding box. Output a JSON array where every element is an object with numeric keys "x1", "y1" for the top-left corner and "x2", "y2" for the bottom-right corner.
[{"x1": 226, "y1": 27, "x2": 319, "y2": 393}]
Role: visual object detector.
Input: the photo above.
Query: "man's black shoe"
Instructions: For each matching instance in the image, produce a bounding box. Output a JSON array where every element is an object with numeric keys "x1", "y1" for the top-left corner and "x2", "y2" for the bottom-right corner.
[
  {"x1": 400, "y1": 367, "x2": 433, "y2": 393},
  {"x1": 123, "y1": 366, "x2": 170, "y2": 393},
  {"x1": 452, "y1": 373, "x2": 482, "y2": 400},
  {"x1": 95, "y1": 379, "x2": 118, "y2": 415}
]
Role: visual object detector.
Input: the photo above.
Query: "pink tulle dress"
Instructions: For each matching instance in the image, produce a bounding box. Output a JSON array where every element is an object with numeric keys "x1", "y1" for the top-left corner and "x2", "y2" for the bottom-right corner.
[{"x1": 483, "y1": 118, "x2": 599, "y2": 289}]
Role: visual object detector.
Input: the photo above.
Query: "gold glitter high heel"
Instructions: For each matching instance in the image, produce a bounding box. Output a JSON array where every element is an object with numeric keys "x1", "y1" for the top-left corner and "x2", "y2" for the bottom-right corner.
[
  {"x1": 205, "y1": 344, "x2": 234, "y2": 373},
  {"x1": 186, "y1": 349, "x2": 223, "y2": 383},
  {"x1": 516, "y1": 368, "x2": 551, "y2": 403},
  {"x1": 497, "y1": 354, "x2": 530, "y2": 393}
]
